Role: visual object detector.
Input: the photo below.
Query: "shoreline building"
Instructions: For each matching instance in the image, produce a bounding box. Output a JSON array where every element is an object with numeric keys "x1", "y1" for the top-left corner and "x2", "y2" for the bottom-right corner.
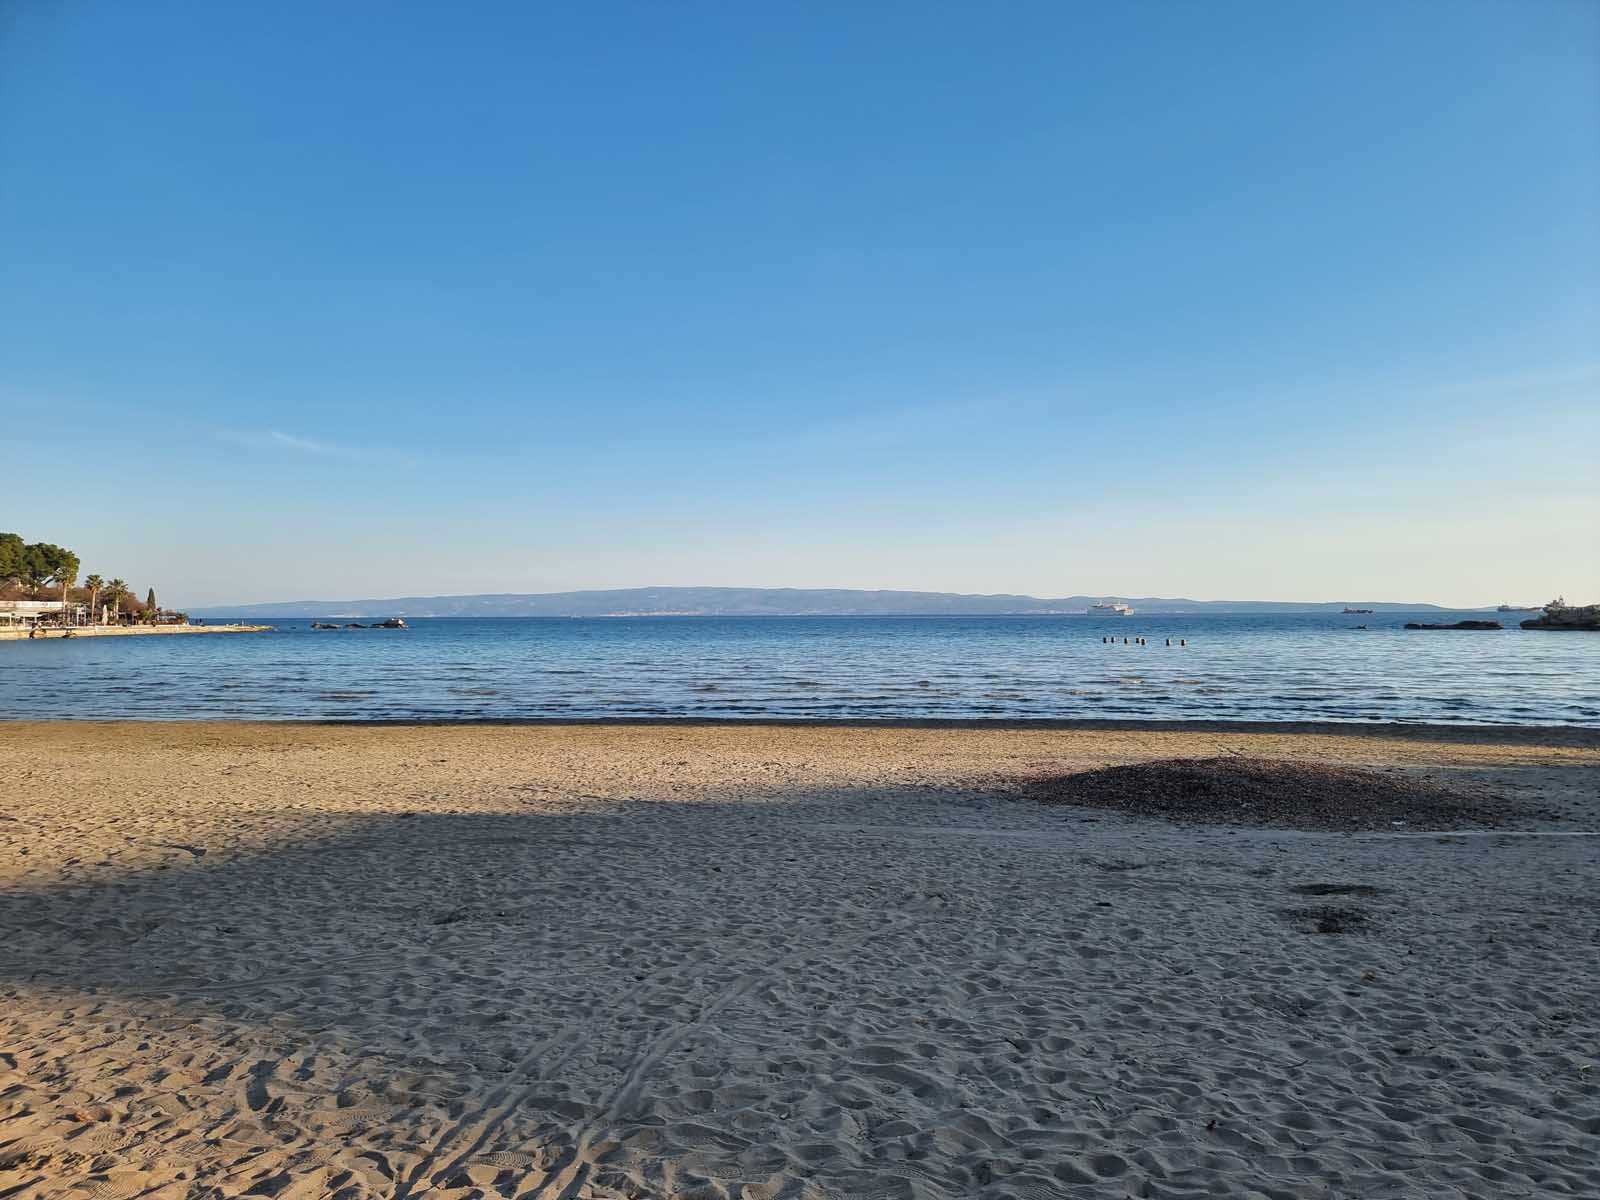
[{"x1": 0, "y1": 599, "x2": 90, "y2": 629}]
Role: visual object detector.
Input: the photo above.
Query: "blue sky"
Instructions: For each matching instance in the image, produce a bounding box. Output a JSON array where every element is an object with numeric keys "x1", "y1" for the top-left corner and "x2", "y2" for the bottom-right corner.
[{"x1": 2, "y1": 1, "x2": 1595, "y2": 607}]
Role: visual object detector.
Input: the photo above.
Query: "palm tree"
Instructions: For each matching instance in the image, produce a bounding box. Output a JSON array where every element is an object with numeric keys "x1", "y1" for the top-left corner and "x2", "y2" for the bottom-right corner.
[
  {"x1": 85, "y1": 574, "x2": 104, "y2": 624},
  {"x1": 106, "y1": 579, "x2": 128, "y2": 624},
  {"x1": 54, "y1": 558, "x2": 79, "y2": 625}
]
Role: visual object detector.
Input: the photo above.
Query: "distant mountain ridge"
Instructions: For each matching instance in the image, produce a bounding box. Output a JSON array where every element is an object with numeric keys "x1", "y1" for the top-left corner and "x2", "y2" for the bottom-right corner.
[{"x1": 199, "y1": 587, "x2": 1469, "y2": 618}]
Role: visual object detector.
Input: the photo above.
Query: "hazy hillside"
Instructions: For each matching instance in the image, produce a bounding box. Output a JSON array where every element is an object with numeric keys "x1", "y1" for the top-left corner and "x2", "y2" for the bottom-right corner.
[{"x1": 199, "y1": 587, "x2": 1463, "y2": 618}]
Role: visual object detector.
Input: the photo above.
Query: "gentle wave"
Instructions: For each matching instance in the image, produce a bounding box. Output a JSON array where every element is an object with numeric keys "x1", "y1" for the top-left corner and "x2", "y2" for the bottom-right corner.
[{"x1": 1, "y1": 614, "x2": 1597, "y2": 725}]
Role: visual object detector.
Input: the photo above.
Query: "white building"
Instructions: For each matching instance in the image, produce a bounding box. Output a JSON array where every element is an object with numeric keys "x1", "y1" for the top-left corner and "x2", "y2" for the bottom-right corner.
[{"x1": 0, "y1": 599, "x2": 89, "y2": 627}]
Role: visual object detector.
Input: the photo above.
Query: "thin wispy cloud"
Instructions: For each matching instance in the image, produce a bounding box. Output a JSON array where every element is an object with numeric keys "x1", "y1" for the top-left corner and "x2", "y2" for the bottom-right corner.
[
  {"x1": 211, "y1": 426, "x2": 351, "y2": 456},
  {"x1": 203, "y1": 424, "x2": 414, "y2": 466},
  {"x1": 256, "y1": 428, "x2": 344, "y2": 454},
  {"x1": 267, "y1": 430, "x2": 337, "y2": 455},
  {"x1": 1422, "y1": 363, "x2": 1600, "y2": 400}
]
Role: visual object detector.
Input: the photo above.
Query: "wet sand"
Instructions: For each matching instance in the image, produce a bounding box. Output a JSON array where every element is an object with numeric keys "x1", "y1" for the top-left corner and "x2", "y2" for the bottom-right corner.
[{"x1": 2, "y1": 721, "x2": 1597, "y2": 1198}]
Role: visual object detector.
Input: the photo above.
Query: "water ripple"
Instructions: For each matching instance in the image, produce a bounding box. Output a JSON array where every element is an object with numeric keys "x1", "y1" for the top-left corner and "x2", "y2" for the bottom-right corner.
[{"x1": 2, "y1": 614, "x2": 1597, "y2": 724}]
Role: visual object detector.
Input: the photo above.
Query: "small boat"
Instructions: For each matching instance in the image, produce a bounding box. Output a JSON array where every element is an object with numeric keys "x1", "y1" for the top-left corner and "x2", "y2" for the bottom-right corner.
[
  {"x1": 1088, "y1": 601, "x2": 1134, "y2": 616},
  {"x1": 1496, "y1": 604, "x2": 1539, "y2": 612},
  {"x1": 373, "y1": 617, "x2": 408, "y2": 629},
  {"x1": 1342, "y1": 607, "x2": 1373, "y2": 614}
]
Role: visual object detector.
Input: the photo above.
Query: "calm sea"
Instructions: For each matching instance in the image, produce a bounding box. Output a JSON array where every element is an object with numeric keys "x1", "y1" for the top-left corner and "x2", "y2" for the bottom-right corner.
[{"x1": 0, "y1": 614, "x2": 1595, "y2": 725}]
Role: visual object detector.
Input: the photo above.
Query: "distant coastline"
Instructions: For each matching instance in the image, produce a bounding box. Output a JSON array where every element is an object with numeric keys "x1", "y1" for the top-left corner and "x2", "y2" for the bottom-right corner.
[{"x1": 198, "y1": 586, "x2": 1481, "y2": 620}]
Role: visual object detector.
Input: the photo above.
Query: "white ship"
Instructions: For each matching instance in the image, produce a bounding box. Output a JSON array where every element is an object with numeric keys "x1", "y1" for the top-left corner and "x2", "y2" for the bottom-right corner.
[{"x1": 1087, "y1": 601, "x2": 1134, "y2": 616}]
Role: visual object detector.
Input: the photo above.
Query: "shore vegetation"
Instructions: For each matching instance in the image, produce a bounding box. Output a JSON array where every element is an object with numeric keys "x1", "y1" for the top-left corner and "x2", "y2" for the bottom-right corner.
[{"x1": 0, "y1": 532, "x2": 185, "y2": 625}]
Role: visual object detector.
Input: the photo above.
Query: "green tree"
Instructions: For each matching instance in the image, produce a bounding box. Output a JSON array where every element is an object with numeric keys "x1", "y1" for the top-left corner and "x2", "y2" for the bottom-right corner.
[
  {"x1": 21, "y1": 543, "x2": 75, "y2": 600},
  {"x1": 106, "y1": 579, "x2": 128, "y2": 622},
  {"x1": 0, "y1": 533, "x2": 23, "y2": 587},
  {"x1": 84, "y1": 574, "x2": 104, "y2": 623},
  {"x1": 52, "y1": 552, "x2": 80, "y2": 622},
  {"x1": 22, "y1": 545, "x2": 54, "y2": 596}
]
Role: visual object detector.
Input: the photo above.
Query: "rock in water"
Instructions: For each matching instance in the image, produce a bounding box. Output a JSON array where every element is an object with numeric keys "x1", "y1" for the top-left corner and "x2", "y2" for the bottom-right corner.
[{"x1": 1521, "y1": 602, "x2": 1600, "y2": 631}]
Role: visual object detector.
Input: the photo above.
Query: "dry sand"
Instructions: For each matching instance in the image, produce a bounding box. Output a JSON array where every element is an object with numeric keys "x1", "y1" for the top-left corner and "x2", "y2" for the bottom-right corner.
[{"x1": 1, "y1": 720, "x2": 1596, "y2": 1199}]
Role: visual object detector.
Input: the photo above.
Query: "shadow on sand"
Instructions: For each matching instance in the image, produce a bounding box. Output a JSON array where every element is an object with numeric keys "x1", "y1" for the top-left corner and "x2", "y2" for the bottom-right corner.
[{"x1": 2, "y1": 785, "x2": 1157, "y2": 1198}]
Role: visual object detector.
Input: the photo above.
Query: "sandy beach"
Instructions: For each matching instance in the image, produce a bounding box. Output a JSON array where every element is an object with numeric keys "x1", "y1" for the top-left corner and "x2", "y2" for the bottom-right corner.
[{"x1": 1, "y1": 720, "x2": 1596, "y2": 1199}]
